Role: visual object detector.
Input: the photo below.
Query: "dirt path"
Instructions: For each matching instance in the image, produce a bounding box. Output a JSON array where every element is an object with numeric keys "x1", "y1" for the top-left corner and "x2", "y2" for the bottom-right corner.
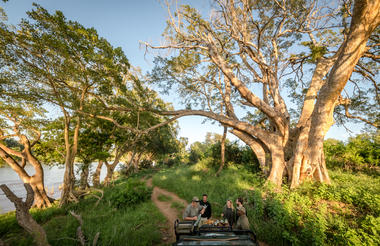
[{"x1": 145, "y1": 178, "x2": 187, "y2": 244}]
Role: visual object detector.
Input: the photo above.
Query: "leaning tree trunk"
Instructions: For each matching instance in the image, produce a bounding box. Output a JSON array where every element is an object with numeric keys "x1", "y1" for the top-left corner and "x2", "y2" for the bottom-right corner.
[
  {"x1": 0, "y1": 184, "x2": 50, "y2": 246},
  {"x1": 216, "y1": 126, "x2": 228, "y2": 176},
  {"x1": 92, "y1": 160, "x2": 103, "y2": 188},
  {"x1": 0, "y1": 142, "x2": 52, "y2": 208}
]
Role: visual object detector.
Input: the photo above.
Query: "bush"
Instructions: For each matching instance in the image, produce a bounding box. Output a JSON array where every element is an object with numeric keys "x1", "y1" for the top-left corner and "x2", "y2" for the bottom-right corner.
[
  {"x1": 107, "y1": 178, "x2": 152, "y2": 208},
  {"x1": 324, "y1": 132, "x2": 380, "y2": 172}
]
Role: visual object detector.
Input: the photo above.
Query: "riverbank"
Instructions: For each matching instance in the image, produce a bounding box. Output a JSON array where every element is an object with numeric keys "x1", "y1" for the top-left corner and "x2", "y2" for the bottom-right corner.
[
  {"x1": 0, "y1": 164, "x2": 110, "y2": 214},
  {"x1": 0, "y1": 173, "x2": 166, "y2": 245}
]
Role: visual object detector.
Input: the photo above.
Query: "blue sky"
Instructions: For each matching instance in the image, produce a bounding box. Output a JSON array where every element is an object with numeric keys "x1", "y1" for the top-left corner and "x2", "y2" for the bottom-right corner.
[{"x1": 1, "y1": 0, "x2": 362, "y2": 145}]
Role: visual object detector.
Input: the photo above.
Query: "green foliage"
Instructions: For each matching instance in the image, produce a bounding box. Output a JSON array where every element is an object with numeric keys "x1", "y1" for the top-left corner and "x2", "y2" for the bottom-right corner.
[
  {"x1": 187, "y1": 133, "x2": 260, "y2": 172},
  {"x1": 301, "y1": 41, "x2": 328, "y2": 62},
  {"x1": 107, "y1": 178, "x2": 152, "y2": 208},
  {"x1": 324, "y1": 132, "x2": 380, "y2": 171},
  {"x1": 153, "y1": 163, "x2": 380, "y2": 246}
]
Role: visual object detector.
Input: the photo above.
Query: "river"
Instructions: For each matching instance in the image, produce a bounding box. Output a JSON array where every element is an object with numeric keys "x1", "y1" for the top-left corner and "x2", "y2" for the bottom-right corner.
[{"x1": 0, "y1": 164, "x2": 110, "y2": 214}]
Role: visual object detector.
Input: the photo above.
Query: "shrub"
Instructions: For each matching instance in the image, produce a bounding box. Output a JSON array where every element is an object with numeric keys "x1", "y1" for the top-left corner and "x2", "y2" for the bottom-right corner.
[{"x1": 107, "y1": 178, "x2": 152, "y2": 208}]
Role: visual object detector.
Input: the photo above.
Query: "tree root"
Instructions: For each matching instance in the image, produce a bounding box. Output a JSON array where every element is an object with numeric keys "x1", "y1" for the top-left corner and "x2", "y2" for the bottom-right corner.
[
  {"x1": 77, "y1": 188, "x2": 104, "y2": 207},
  {"x1": 69, "y1": 211, "x2": 85, "y2": 246},
  {"x1": 69, "y1": 211, "x2": 101, "y2": 246}
]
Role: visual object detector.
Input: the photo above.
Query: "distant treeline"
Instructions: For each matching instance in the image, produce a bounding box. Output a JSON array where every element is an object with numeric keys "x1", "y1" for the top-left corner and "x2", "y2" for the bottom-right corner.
[{"x1": 178, "y1": 131, "x2": 379, "y2": 174}]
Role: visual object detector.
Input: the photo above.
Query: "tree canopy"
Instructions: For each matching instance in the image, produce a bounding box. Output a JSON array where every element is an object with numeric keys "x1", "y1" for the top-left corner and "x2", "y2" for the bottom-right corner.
[{"x1": 144, "y1": 0, "x2": 380, "y2": 187}]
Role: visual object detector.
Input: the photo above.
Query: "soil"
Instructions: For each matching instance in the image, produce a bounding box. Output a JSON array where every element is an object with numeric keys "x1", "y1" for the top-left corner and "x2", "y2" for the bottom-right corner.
[{"x1": 145, "y1": 178, "x2": 187, "y2": 245}]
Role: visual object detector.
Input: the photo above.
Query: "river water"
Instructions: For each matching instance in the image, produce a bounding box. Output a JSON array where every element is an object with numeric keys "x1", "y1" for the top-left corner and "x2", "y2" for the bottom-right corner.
[{"x1": 0, "y1": 164, "x2": 109, "y2": 214}]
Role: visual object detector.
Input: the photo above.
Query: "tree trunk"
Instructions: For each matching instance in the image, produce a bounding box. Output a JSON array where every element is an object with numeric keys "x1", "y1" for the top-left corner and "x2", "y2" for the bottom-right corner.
[
  {"x1": 216, "y1": 126, "x2": 227, "y2": 176},
  {"x1": 290, "y1": 0, "x2": 380, "y2": 188},
  {"x1": 0, "y1": 144, "x2": 52, "y2": 208},
  {"x1": 60, "y1": 153, "x2": 76, "y2": 205},
  {"x1": 266, "y1": 143, "x2": 286, "y2": 187},
  {"x1": 92, "y1": 160, "x2": 103, "y2": 188},
  {"x1": 0, "y1": 184, "x2": 50, "y2": 246},
  {"x1": 79, "y1": 163, "x2": 90, "y2": 190},
  {"x1": 60, "y1": 116, "x2": 80, "y2": 206},
  {"x1": 132, "y1": 152, "x2": 143, "y2": 173},
  {"x1": 104, "y1": 162, "x2": 114, "y2": 186}
]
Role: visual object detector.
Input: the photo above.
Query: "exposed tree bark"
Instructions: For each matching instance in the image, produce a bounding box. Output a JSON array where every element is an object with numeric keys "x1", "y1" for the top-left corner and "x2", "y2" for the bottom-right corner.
[
  {"x1": 79, "y1": 162, "x2": 90, "y2": 190},
  {"x1": 132, "y1": 152, "x2": 143, "y2": 172},
  {"x1": 0, "y1": 184, "x2": 50, "y2": 246},
  {"x1": 92, "y1": 160, "x2": 103, "y2": 188},
  {"x1": 292, "y1": 0, "x2": 380, "y2": 187},
  {"x1": 104, "y1": 148, "x2": 125, "y2": 186},
  {"x1": 60, "y1": 115, "x2": 81, "y2": 205},
  {"x1": 216, "y1": 126, "x2": 228, "y2": 176},
  {"x1": 0, "y1": 125, "x2": 52, "y2": 208}
]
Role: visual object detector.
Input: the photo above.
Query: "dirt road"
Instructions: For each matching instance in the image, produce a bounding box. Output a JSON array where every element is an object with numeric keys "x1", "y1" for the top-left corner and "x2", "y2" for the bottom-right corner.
[{"x1": 145, "y1": 178, "x2": 187, "y2": 244}]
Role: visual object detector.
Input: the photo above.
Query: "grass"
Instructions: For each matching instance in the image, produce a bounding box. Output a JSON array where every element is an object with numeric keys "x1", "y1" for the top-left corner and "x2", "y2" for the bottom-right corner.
[
  {"x1": 170, "y1": 201, "x2": 185, "y2": 210},
  {"x1": 170, "y1": 201, "x2": 185, "y2": 218},
  {"x1": 152, "y1": 162, "x2": 380, "y2": 246},
  {"x1": 0, "y1": 177, "x2": 166, "y2": 246},
  {"x1": 158, "y1": 194, "x2": 172, "y2": 202}
]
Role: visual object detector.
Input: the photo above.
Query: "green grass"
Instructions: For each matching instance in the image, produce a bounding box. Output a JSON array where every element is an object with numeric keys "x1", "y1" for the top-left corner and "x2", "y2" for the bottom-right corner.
[
  {"x1": 170, "y1": 201, "x2": 185, "y2": 210},
  {"x1": 171, "y1": 201, "x2": 185, "y2": 218},
  {"x1": 0, "y1": 177, "x2": 166, "y2": 246},
  {"x1": 152, "y1": 162, "x2": 380, "y2": 246},
  {"x1": 158, "y1": 194, "x2": 172, "y2": 202}
]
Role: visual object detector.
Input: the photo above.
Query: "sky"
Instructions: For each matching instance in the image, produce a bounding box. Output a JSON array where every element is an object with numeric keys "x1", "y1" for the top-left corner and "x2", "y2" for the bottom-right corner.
[{"x1": 1, "y1": 0, "x2": 363, "y2": 145}]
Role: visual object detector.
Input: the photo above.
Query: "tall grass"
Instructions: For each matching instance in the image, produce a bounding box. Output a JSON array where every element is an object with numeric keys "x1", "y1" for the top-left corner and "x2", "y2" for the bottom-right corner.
[{"x1": 152, "y1": 162, "x2": 380, "y2": 246}]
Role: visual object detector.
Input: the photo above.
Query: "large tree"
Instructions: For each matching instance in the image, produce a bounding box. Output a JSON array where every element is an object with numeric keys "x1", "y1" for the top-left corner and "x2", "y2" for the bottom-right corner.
[
  {"x1": 0, "y1": 102, "x2": 53, "y2": 208},
  {"x1": 144, "y1": 0, "x2": 379, "y2": 187},
  {"x1": 0, "y1": 4, "x2": 132, "y2": 204}
]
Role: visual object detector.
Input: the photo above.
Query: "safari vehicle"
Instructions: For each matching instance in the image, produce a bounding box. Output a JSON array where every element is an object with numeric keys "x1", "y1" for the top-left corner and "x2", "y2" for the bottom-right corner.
[{"x1": 173, "y1": 216, "x2": 258, "y2": 245}]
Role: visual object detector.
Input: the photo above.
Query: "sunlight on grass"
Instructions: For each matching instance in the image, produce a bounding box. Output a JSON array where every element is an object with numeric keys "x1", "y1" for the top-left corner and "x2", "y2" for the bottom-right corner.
[
  {"x1": 237, "y1": 180, "x2": 252, "y2": 190},
  {"x1": 192, "y1": 175, "x2": 200, "y2": 181}
]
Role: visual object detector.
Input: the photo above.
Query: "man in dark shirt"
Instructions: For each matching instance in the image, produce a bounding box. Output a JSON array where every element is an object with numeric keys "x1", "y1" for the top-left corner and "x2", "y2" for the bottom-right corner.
[{"x1": 199, "y1": 194, "x2": 212, "y2": 219}]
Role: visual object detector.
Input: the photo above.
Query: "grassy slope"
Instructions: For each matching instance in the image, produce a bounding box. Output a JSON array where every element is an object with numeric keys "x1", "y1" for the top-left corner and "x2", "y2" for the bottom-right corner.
[
  {"x1": 0, "y1": 175, "x2": 165, "y2": 246},
  {"x1": 152, "y1": 162, "x2": 380, "y2": 246}
]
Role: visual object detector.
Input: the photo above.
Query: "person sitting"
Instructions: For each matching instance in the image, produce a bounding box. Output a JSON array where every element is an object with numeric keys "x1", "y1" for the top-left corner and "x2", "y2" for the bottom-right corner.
[
  {"x1": 199, "y1": 194, "x2": 212, "y2": 219},
  {"x1": 221, "y1": 199, "x2": 235, "y2": 226},
  {"x1": 183, "y1": 196, "x2": 205, "y2": 221},
  {"x1": 235, "y1": 197, "x2": 250, "y2": 230}
]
